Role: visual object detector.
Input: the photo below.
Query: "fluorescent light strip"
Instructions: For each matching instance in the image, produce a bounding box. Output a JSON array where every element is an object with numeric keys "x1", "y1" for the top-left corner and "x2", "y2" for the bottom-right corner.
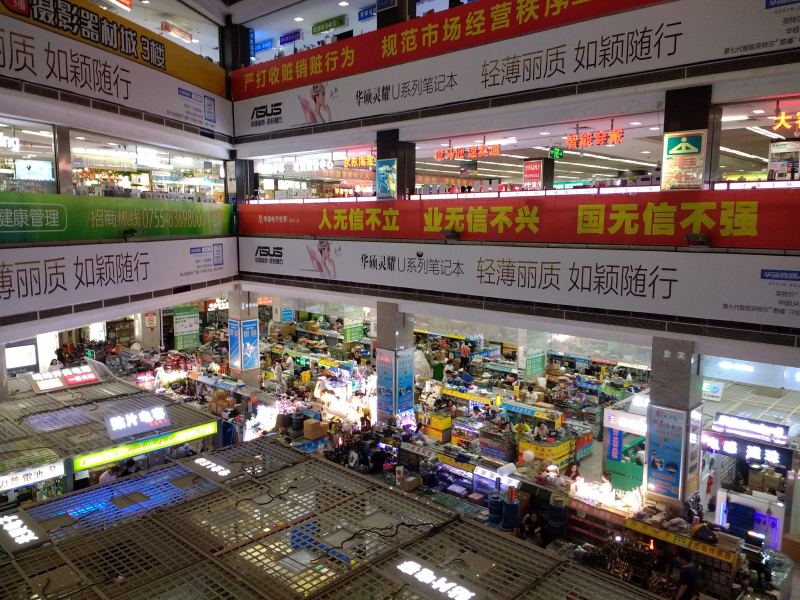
[
  {"x1": 721, "y1": 115, "x2": 749, "y2": 122},
  {"x1": 719, "y1": 146, "x2": 769, "y2": 163},
  {"x1": 21, "y1": 130, "x2": 53, "y2": 138},
  {"x1": 746, "y1": 126, "x2": 785, "y2": 140},
  {"x1": 534, "y1": 146, "x2": 656, "y2": 167}
]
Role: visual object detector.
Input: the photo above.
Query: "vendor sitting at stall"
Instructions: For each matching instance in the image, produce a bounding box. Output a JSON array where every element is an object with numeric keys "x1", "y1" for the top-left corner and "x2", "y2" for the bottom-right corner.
[
  {"x1": 456, "y1": 368, "x2": 474, "y2": 384},
  {"x1": 532, "y1": 421, "x2": 550, "y2": 440},
  {"x1": 513, "y1": 420, "x2": 531, "y2": 437},
  {"x1": 443, "y1": 358, "x2": 456, "y2": 379},
  {"x1": 565, "y1": 462, "x2": 581, "y2": 482},
  {"x1": 523, "y1": 385, "x2": 537, "y2": 403},
  {"x1": 470, "y1": 404, "x2": 483, "y2": 420}
]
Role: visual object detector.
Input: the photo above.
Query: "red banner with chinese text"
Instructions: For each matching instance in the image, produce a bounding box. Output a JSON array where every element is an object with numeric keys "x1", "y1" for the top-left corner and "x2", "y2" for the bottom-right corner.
[
  {"x1": 238, "y1": 189, "x2": 800, "y2": 249},
  {"x1": 232, "y1": 0, "x2": 670, "y2": 100}
]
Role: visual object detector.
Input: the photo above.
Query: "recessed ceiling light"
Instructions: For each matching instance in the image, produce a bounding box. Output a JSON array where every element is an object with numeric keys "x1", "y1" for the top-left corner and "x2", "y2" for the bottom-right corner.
[
  {"x1": 338, "y1": 1, "x2": 349, "y2": 5},
  {"x1": 720, "y1": 165, "x2": 726, "y2": 168},
  {"x1": 294, "y1": 17, "x2": 304, "y2": 21},
  {"x1": 721, "y1": 115, "x2": 748, "y2": 122},
  {"x1": 191, "y1": 39, "x2": 199, "y2": 43},
  {"x1": 649, "y1": 126, "x2": 660, "y2": 131},
  {"x1": 539, "y1": 131, "x2": 551, "y2": 135},
  {"x1": 640, "y1": 151, "x2": 651, "y2": 154},
  {"x1": 752, "y1": 109, "x2": 765, "y2": 115},
  {"x1": 440, "y1": 143, "x2": 448, "y2": 147},
  {"x1": 473, "y1": 140, "x2": 483, "y2": 143},
  {"x1": 561, "y1": 136, "x2": 567, "y2": 140},
  {"x1": 629, "y1": 121, "x2": 642, "y2": 126},
  {"x1": 76, "y1": 136, "x2": 86, "y2": 140},
  {"x1": 141, "y1": 0, "x2": 150, "y2": 3},
  {"x1": 605, "y1": 144, "x2": 615, "y2": 147}
]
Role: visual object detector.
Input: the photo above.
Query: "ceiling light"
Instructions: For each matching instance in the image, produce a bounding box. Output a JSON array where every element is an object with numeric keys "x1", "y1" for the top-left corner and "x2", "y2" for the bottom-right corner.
[
  {"x1": 338, "y1": 1, "x2": 349, "y2": 5},
  {"x1": 141, "y1": 0, "x2": 150, "y2": 3},
  {"x1": 640, "y1": 151, "x2": 651, "y2": 154},
  {"x1": 629, "y1": 121, "x2": 642, "y2": 126},
  {"x1": 746, "y1": 125, "x2": 785, "y2": 140},
  {"x1": 21, "y1": 130, "x2": 53, "y2": 137},
  {"x1": 752, "y1": 109, "x2": 765, "y2": 115},
  {"x1": 579, "y1": 151, "x2": 657, "y2": 167},
  {"x1": 539, "y1": 131, "x2": 551, "y2": 135},
  {"x1": 440, "y1": 143, "x2": 448, "y2": 147},
  {"x1": 192, "y1": 39, "x2": 199, "y2": 43},
  {"x1": 720, "y1": 165, "x2": 727, "y2": 168},
  {"x1": 721, "y1": 115, "x2": 749, "y2": 122},
  {"x1": 719, "y1": 146, "x2": 768, "y2": 162},
  {"x1": 473, "y1": 140, "x2": 483, "y2": 143},
  {"x1": 649, "y1": 126, "x2": 660, "y2": 131},
  {"x1": 294, "y1": 17, "x2": 304, "y2": 22},
  {"x1": 75, "y1": 136, "x2": 86, "y2": 140},
  {"x1": 561, "y1": 136, "x2": 567, "y2": 140},
  {"x1": 605, "y1": 144, "x2": 615, "y2": 147}
]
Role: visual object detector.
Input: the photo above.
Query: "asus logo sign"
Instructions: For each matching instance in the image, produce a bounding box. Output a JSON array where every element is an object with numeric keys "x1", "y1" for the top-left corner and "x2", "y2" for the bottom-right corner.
[
  {"x1": 251, "y1": 103, "x2": 282, "y2": 119},
  {"x1": 255, "y1": 246, "x2": 284, "y2": 265}
]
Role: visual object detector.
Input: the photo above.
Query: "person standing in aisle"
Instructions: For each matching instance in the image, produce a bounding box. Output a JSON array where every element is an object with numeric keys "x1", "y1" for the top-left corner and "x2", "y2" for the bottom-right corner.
[{"x1": 459, "y1": 341, "x2": 471, "y2": 368}]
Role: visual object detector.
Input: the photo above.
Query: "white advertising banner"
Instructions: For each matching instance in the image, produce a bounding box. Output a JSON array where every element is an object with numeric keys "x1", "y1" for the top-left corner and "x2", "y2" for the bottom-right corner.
[
  {"x1": 0, "y1": 236, "x2": 237, "y2": 317},
  {"x1": 234, "y1": 0, "x2": 800, "y2": 136},
  {"x1": 239, "y1": 237, "x2": 800, "y2": 329},
  {"x1": 0, "y1": 13, "x2": 232, "y2": 135}
]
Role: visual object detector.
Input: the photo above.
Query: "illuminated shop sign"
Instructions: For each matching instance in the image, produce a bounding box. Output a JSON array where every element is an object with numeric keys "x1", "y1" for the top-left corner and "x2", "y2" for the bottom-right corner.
[
  {"x1": 29, "y1": 365, "x2": 99, "y2": 393},
  {"x1": 604, "y1": 408, "x2": 647, "y2": 436},
  {"x1": 104, "y1": 406, "x2": 170, "y2": 440},
  {"x1": 566, "y1": 129, "x2": 625, "y2": 149},
  {"x1": 184, "y1": 456, "x2": 241, "y2": 482},
  {"x1": 701, "y1": 431, "x2": 793, "y2": 468},
  {"x1": 343, "y1": 155, "x2": 376, "y2": 168},
  {"x1": 434, "y1": 145, "x2": 501, "y2": 161},
  {"x1": 395, "y1": 560, "x2": 476, "y2": 600},
  {"x1": 702, "y1": 380, "x2": 723, "y2": 401},
  {"x1": 280, "y1": 31, "x2": 302, "y2": 45},
  {"x1": 206, "y1": 298, "x2": 229, "y2": 311},
  {"x1": 0, "y1": 133, "x2": 20, "y2": 152},
  {"x1": 0, "y1": 461, "x2": 65, "y2": 493},
  {"x1": 73, "y1": 421, "x2": 218, "y2": 470},
  {"x1": 161, "y1": 21, "x2": 193, "y2": 43},
  {"x1": 0, "y1": 513, "x2": 45, "y2": 553},
  {"x1": 711, "y1": 413, "x2": 788, "y2": 445}
]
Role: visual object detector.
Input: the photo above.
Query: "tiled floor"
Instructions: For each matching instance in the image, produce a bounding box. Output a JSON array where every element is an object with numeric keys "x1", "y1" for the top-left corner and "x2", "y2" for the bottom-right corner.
[{"x1": 577, "y1": 440, "x2": 605, "y2": 482}]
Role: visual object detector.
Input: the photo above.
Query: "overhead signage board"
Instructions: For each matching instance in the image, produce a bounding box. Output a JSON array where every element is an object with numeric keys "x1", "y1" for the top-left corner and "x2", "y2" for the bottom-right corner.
[
  {"x1": 701, "y1": 430, "x2": 793, "y2": 469},
  {"x1": 0, "y1": 2, "x2": 230, "y2": 134},
  {"x1": 0, "y1": 461, "x2": 65, "y2": 493},
  {"x1": 604, "y1": 407, "x2": 647, "y2": 436},
  {"x1": 701, "y1": 380, "x2": 723, "y2": 402},
  {"x1": 312, "y1": 15, "x2": 347, "y2": 36},
  {"x1": 183, "y1": 455, "x2": 242, "y2": 482},
  {"x1": 0, "y1": 512, "x2": 46, "y2": 554},
  {"x1": 566, "y1": 129, "x2": 625, "y2": 150},
  {"x1": 253, "y1": 39, "x2": 274, "y2": 54},
  {"x1": 28, "y1": 365, "x2": 99, "y2": 394},
  {"x1": 358, "y1": 5, "x2": 377, "y2": 21},
  {"x1": 711, "y1": 413, "x2": 788, "y2": 445},
  {"x1": 233, "y1": 0, "x2": 799, "y2": 136},
  {"x1": 238, "y1": 237, "x2": 800, "y2": 330},
  {"x1": 104, "y1": 406, "x2": 170, "y2": 440},
  {"x1": 73, "y1": 421, "x2": 219, "y2": 470},
  {"x1": 661, "y1": 130, "x2": 707, "y2": 191},
  {"x1": 0, "y1": 237, "x2": 237, "y2": 321},
  {"x1": 279, "y1": 31, "x2": 302, "y2": 45}
]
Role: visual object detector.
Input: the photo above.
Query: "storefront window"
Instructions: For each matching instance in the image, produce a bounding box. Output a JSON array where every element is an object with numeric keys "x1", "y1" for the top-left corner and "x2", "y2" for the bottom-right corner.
[
  {"x1": 70, "y1": 131, "x2": 225, "y2": 202},
  {"x1": 0, "y1": 118, "x2": 56, "y2": 194}
]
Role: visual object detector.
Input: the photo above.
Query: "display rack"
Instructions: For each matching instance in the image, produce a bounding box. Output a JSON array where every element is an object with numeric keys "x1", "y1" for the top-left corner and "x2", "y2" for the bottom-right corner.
[{"x1": 566, "y1": 498, "x2": 627, "y2": 544}]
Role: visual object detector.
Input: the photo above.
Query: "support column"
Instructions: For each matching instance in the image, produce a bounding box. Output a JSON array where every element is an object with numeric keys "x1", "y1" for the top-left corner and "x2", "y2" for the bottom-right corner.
[
  {"x1": 220, "y1": 15, "x2": 253, "y2": 73},
  {"x1": 662, "y1": 86, "x2": 722, "y2": 189},
  {"x1": 377, "y1": 0, "x2": 415, "y2": 29},
  {"x1": 53, "y1": 125, "x2": 73, "y2": 195},
  {"x1": 225, "y1": 156, "x2": 255, "y2": 204},
  {"x1": 645, "y1": 337, "x2": 703, "y2": 507},
  {"x1": 376, "y1": 129, "x2": 415, "y2": 199},
  {"x1": 227, "y1": 285, "x2": 261, "y2": 389},
  {"x1": 375, "y1": 301, "x2": 415, "y2": 422},
  {"x1": 0, "y1": 343, "x2": 7, "y2": 401}
]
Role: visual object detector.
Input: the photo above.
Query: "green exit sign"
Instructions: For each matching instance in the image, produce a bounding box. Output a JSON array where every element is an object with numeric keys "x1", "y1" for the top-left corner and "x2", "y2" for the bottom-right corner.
[
  {"x1": 85, "y1": 349, "x2": 95, "y2": 359},
  {"x1": 549, "y1": 147, "x2": 564, "y2": 159}
]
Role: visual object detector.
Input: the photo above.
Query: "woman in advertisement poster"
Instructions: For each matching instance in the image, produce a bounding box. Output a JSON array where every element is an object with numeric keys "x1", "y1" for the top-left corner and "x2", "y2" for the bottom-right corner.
[
  {"x1": 306, "y1": 240, "x2": 337, "y2": 278},
  {"x1": 299, "y1": 83, "x2": 332, "y2": 124}
]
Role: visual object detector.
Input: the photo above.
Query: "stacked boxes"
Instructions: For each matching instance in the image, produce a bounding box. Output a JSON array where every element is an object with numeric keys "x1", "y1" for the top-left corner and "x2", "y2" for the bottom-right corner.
[{"x1": 423, "y1": 413, "x2": 452, "y2": 444}]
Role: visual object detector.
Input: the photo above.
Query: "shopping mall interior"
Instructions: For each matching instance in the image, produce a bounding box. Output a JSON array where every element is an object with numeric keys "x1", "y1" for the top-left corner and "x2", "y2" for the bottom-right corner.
[{"x1": 0, "y1": 0, "x2": 800, "y2": 598}]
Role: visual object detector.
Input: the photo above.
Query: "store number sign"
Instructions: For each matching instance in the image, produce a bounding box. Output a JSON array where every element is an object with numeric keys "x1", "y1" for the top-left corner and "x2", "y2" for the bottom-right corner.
[
  {"x1": 0, "y1": 461, "x2": 65, "y2": 493},
  {"x1": 0, "y1": 513, "x2": 45, "y2": 554},
  {"x1": 395, "y1": 560, "x2": 476, "y2": 600},
  {"x1": 104, "y1": 406, "x2": 170, "y2": 440},
  {"x1": 184, "y1": 456, "x2": 241, "y2": 482}
]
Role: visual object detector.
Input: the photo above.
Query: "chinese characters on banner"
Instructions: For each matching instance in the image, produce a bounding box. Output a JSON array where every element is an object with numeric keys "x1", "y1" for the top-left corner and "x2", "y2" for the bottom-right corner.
[
  {"x1": 173, "y1": 306, "x2": 200, "y2": 351},
  {"x1": 661, "y1": 130, "x2": 706, "y2": 191},
  {"x1": 565, "y1": 129, "x2": 624, "y2": 150},
  {"x1": 343, "y1": 155, "x2": 376, "y2": 169},
  {"x1": 233, "y1": 0, "x2": 667, "y2": 99},
  {"x1": 523, "y1": 159, "x2": 543, "y2": 190},
  {"x1": 646, "y1": 405, "x2": 686, "y2": 500},
  {"x1": 435, "y1": 145, "x2": 500, "y2": 161},
  {"x1": 0, "y1": 0, "x2": 226, "y2": 96},
  {"x1": 238, "y1": 189, "x2": 800, "y2": 249}
]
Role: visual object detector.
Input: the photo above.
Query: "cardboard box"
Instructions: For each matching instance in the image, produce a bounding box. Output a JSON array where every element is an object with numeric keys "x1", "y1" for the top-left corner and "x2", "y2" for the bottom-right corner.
[
  {"x1": 422, "y1": 426, "x2": 451, "y2": 444},
  {"x1": 429, "y1": 414, "x2": 452, "y2": 430},
  {"x1": 303, "y1": 419, "x2": 324, "y2": 440},
  {"x1": 399, "y1": 473, "x2": 421, "y2": 492}
]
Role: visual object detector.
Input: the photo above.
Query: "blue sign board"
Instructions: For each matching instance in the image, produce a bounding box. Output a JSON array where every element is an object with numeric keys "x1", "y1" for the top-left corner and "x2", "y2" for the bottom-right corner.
[
  {"x1": 253, "y1": 39, "x2": 273, "y2": 53},
  {"x1": 228, "y1": 320, "x2": 241, "y2": 371},
  {"x1": 607, "y1": 428, "x2": 623, "y2": 461},
  {"x1": 248, "y1": 29, "x2": 255, "y2": 58},
  {"x1": 376, "y1": 349, "x2": 395, "y2": 418},
  {"x1": 376, "y1": 158, "x2": 397, "y2": 200},
  {"x1": 396, "y1": 348, "x2": 415, "y2": 414},
  {"x1": 281, "y1": 307, "x2": 294, "y2": 322},
  {"x1": 646, "y1": 405, "x2": 686, "y2": 500},
  {"x1": 241, "y1": 319, "x2": 260, "y2": 370},
  {"x1": 358, "y1": 5, "x2": 377, "y2": 20},
  {"x1": 279, "y1": 31, "x2": 301, "y2": 45}
]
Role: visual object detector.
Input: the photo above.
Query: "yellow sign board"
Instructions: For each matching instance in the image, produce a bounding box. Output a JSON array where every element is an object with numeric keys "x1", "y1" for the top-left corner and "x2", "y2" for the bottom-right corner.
[
  {"x1": 437, "y1": 453, "x2": 475, "y2": 473},
  {"x1": 0, "y1": 0, "x2": 225, "y2": 96},
  {"x1": 73, "y1": 421, "x2": 218, "y2": 470}
]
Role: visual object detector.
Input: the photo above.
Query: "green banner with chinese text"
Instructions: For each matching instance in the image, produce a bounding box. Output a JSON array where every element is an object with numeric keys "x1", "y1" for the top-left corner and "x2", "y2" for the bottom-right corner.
[{"x1": 0, "y1": 192, "x2": 233, "y2": 243}]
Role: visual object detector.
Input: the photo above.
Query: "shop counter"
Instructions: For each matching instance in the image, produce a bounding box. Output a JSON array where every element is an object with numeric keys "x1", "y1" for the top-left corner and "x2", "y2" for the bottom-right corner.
[
  {"x1": 441, "y1": 388, "x2": 493, "y2": 405},
  {"x1": 625, "y1": 517, "x2": 740, "y2": 568},
  {"x1": 518, "y1": 437, "x2": 574, "y2": 467}
]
